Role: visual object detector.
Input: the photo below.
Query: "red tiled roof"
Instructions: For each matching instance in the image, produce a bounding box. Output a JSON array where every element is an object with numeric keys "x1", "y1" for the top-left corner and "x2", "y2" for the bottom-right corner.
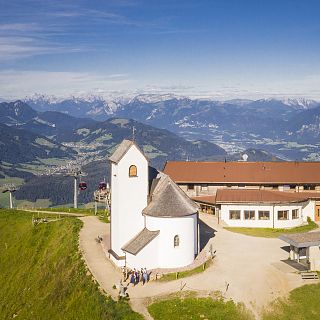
[
  {"x1": 163, "y1": 161, "x2": 320, "y2": 184},
  {"x1": 215, "y1": 189, "x2": 320, "y2": 204},
  {"x1": 192, "y1": 196, "x2": 216, "y2": 205}
]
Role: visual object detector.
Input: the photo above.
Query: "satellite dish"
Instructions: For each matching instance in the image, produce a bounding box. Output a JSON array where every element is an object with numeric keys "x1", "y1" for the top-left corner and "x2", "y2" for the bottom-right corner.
[{"x1": 242, "y1": 154, "x2": 248, "y2": 162}]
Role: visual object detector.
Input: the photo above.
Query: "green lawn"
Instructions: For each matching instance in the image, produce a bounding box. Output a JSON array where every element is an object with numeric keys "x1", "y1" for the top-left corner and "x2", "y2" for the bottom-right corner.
[
  {"x1": 34, "y1": 207, "x2": 110, "y2": 222},
  {"x1": 148, "y1": 297, "x2": 253, "y2": 320},
  {"x1": 263, "y1": 283, "x2": 320, "y2": 320},
  {"x1": 224, "y1": 218, "x2": 318, "y2": 238},
  {"x1": 35, "y1": 207, "x2": 96, "y2": 214},
  {"x1": 148, "y1": 283, "x2": 320, "y2": 320},
  {"x1": 159, "y1": 259, "x2": 213, "y2": 282},
  {"x1": 0, "y1": 210, "x2": 140, "y2": 320}
]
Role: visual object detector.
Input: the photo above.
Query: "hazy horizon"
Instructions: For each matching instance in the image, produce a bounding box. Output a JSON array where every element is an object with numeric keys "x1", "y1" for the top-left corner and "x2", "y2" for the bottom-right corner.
[{"x1": 1, "y1": 0, "x2": 320, "y2": 100}]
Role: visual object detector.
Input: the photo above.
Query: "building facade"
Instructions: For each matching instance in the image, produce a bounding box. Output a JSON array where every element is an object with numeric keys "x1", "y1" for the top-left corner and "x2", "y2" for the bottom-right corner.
[
  {"x1": 164, "y1": 161, "x2": 320, "y2": 227},
  {"x1": 164, "y1": 161, "x2": 320, "y2": 197}
]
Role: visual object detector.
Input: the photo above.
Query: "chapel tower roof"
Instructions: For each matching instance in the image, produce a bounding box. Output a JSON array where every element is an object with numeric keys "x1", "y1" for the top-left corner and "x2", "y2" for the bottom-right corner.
[
  {"x1": 143, "y1": 173, "x2": 199, "y2": 218},
  {"x1": 109, "y1": 139, "x2": 148, "y2": 164}
]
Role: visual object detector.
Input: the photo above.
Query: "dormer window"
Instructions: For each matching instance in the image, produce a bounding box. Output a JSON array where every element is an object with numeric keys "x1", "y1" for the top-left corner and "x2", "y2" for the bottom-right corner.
[
  {"x1": 129, "y1": 165, "x2": 137, "y2": 177},
  {"x1": 174, "y1": 235, "x2": 180, "y2": 248}
]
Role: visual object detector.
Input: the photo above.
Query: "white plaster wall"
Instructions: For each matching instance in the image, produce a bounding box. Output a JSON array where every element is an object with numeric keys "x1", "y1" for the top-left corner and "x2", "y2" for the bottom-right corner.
[
  {"x1": 302, "y1": 200, "x2": 315, "y2": 222},
  {"x1": 110, "y1": 145, "x2": 148, "y2": 264},
  {"x1": 125, "y1": 237, "x2": 159, "y2": 270},
  {"x1": 220, "y1": 203, "x2": 305, "y2": 228},
  {"x1": 146, "y1": 214, "x2": 197, "y2": 268},
  {"x1": 309, "y1": 246, "x2": 320, "y2": 271}
]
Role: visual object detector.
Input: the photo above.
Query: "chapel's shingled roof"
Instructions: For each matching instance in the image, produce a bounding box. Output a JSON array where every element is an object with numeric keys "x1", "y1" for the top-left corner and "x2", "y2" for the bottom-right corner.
[
  {"x1": 143, "y1": 173, "x2": 199, "y2": 217},
  {"x1": 279, "y1": 232, "x2": 320, "y2": 248},
  {"x1": 121, "y1": 228, "x2": 160, "y2": 255},
  {"x1": 163, "y1": 161, "x2": 320, "y2": 184},
  {"x1": 109, "y1": 139, "x2": 148, "y2": 164},
  {"x1": 215, "y1": 189, "x2": 320, "y2": 204}
]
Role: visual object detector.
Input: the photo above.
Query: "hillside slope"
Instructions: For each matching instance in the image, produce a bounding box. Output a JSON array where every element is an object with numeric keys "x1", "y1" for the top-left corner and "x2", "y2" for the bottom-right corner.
[
  {"x1": 0, "y1": 210, "x2": 142, "y2": 320},
  {"x1": 65, "y1": 117, "x2": 227, "y2": 163},
  {"x1": 15, "y1": 119, "x2": 227, "y2": 205},
  {"x1": 0, "y1": 123, "x2": 74, "y2": 164}
]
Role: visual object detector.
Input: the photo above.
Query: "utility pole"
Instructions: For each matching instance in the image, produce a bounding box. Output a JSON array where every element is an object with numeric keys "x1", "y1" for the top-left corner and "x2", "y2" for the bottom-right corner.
[
  {"x1": 74, "y1": 175, "x2": 78, "y2": 208},
  {"x1": 39, "y1": 160, "x2": 87, "y2": 209},
  {"x1": 65, "y1": 167, "x2": 85, "y2": 209},
  {"x1": 2, "y1": 184, "x2": 17, "y2": 209}
]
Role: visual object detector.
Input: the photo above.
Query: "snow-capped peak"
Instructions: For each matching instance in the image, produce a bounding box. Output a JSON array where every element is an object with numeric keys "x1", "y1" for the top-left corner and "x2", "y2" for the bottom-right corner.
[
  {"x1": 130, "y1": 93, "x2": 182, "y2": 104},
  {"x1": 26, "y1": 93, "x2": 65, "y2": 104},
  {"x1": 281, "y1": 98, "x2": 319, "y2": 109}
]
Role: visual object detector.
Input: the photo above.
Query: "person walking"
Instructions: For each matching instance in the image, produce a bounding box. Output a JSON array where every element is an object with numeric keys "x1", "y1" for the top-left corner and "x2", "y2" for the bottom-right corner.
[
  {"x1": 121, "y1": 266, "x2": 126, "y2": 282},
  {"x1": 130, "y1": 271, "x2": 135, "y2": 286},
  {"x1": 135, "y1": 269, "x2": 139, "y2": 285},
  {"x1": 141, "y1": 268, "x2": 146, "y2": 285},
  {"x1": 144, "y1": 268, "x2": 149, "y2": 282}
]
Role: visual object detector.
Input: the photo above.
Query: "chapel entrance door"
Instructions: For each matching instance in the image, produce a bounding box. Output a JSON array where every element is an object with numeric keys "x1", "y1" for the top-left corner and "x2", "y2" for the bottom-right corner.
[{"x1": 315, "y1": 204, "x2": 320, "y2": 222}]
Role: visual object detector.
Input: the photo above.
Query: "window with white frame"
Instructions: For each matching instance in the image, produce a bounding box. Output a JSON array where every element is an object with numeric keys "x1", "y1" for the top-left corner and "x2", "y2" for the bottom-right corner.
[
  {"x1": 278, "y1": 210, "x2": 289, "y2": 220},
  {"x1": 292, "y1": 209, "x2": 299, "y2": 219},
  {"x1": 229, "y1": 210, "x2": 241, "y2": 220},
  {"x1": 244, "y1": 210, "x2": 255, "y2": 220},
  {"x1": 201, "y1": 184, "x2": 208, "y2": 191},
  {"x1": 258, "y1": 211, "x2": 270, "y2": 220}
]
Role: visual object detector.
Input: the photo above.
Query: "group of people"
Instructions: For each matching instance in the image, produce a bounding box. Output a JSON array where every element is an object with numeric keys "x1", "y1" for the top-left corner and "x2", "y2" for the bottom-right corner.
[{"x1": 128, "y1": 268, "x2": 149, "y2": 286}]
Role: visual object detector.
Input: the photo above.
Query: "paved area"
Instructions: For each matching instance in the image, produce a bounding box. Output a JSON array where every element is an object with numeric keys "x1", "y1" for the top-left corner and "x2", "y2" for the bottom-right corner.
[{"x1": 79, "y1": 214, "x2": 315, "y2": 319}]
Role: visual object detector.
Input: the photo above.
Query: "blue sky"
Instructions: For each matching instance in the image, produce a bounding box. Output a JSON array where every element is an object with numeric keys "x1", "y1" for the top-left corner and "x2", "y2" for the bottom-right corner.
[{"x1": 1, "y1": 0, "x2": 320, "y2": 100}]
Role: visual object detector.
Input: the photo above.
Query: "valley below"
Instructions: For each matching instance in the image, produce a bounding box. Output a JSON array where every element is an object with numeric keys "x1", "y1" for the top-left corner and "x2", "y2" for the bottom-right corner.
[{"x1": 1, "y1": 95, "x2": 320, "y2": 208}]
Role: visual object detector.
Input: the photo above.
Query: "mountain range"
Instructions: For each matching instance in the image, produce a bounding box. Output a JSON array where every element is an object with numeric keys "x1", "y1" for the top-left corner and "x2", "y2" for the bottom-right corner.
[
  {"x1": 24, "y1": 94, "x2": 320, "y2": 160},
  {"x1": 1, "y1": 94, "x2": 319, "y2": 206},
  {"x1": 0, "y1": 100, "x2": 230, "y2": 205}
]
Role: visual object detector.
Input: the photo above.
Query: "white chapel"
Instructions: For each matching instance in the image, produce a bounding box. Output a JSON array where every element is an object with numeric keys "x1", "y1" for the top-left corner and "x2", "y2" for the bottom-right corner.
[{"x1": 108, "y1": 139, "x2": 199, "y2": 270}]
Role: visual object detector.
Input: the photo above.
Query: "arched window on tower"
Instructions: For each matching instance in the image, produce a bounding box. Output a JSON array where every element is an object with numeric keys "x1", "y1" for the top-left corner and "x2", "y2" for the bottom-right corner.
[
  {"x1": 174, "y1": 235, "x2": 180, "y2": 248},
  {"x1": 129, "y1": 165, "x2": 137, "y2": 177}
]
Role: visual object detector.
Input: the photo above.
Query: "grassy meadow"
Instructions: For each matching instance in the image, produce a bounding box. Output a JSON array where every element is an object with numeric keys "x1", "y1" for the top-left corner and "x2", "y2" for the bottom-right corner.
[
  {"x1": 148, "y1": 297, "x2": 254, "y2": 320},
  {"x1": 0, "y1": 210, "x2": 140, "y2": 320},
  {"x1": 34, "y1": 207, "x2": 110, "y2": 222},
  {"x1": 159, "y1": 259, "x2": 213, "y2": 282},
  {"x1": 262, "y1": 283, "x2": 320, "y2": 320}
]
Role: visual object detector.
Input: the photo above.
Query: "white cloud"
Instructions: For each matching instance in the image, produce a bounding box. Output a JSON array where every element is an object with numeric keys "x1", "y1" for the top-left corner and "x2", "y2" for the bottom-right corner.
[
  {"x1": 0, "y1": 23, "x2": 39, "y2": 32},
  {"x1": 0, "y1": 70, "x2": 132, "y2": 100},
  {"x1": 0, "y1": 35, "x2": 89, "y2": 61}
]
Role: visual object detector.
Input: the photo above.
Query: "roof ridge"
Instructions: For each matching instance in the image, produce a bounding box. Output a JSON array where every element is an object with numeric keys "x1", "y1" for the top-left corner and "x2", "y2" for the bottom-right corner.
[{"x1": 109, "y1": 139, "x2": 149, "y2": 164}]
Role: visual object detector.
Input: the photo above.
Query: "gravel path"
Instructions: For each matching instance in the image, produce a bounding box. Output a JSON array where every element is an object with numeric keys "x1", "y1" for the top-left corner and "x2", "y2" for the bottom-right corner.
[
  {"x1": 79, "y1": 214, "x2": 313, "y2": 319},
  {"x1": 79, "y1": 216, "x2": 120, "y2": 300}
]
